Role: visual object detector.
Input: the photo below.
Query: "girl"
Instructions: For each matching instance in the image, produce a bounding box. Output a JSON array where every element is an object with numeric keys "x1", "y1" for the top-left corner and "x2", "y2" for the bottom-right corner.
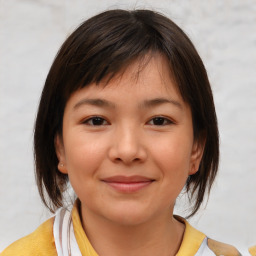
[{"x1": 1, "y1": 9, "x2": 240, "y2": 256}]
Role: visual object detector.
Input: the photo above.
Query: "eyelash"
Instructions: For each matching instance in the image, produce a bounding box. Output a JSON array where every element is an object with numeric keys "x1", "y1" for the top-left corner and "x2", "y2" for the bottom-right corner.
[
  {"x1": 82, "y1": 116, "x2": 109, "y2": 126},
  {"x1": 82, "y1": 116, "x2": 173, "y2": 126},
  {"x1": 147, "y1": 116, "x2": 174, "y2": 126}
]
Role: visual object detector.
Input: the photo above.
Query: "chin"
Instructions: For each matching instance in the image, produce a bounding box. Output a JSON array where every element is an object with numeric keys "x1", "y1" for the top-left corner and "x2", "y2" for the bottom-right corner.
[{"x1": 104, "y1": 205, "x2": 156, "y2": 227}]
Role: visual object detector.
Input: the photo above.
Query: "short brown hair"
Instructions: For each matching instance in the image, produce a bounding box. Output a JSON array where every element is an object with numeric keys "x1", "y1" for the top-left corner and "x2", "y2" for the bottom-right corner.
[{"x1": 34, "y1": 9, "x2": 219, "y2": 217}]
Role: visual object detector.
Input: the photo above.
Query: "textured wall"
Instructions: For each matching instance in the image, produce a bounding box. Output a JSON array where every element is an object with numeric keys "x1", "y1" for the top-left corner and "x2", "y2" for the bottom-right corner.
[{"x1": 0, "y1": 0, "x2": 255, "y2": 254}]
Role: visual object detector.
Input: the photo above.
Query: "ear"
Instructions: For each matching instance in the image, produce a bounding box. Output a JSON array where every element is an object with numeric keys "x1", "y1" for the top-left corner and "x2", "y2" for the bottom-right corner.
[
  {"x1": 55, "y1": 134, "x2": 68, "y2": 174},
  {"x1": 189, "y1": 136, "x2": 206, "y2": 175}
]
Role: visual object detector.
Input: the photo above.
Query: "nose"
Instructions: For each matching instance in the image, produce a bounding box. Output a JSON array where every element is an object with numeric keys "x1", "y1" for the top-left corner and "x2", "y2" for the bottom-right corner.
[{"x1": 108, "y1": 125, "x2": 147, "y2": 165}]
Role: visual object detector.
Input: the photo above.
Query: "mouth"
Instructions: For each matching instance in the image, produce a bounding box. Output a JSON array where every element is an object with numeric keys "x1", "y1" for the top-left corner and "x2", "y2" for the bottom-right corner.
[{"x1": 101, "y1": 175, "x2": 155, "y2": 193}]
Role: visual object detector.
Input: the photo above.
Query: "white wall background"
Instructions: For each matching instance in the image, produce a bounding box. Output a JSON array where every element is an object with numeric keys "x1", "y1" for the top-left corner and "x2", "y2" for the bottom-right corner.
[{"x1": 0, "y1": 0, "x2": 255, "y2": 254}]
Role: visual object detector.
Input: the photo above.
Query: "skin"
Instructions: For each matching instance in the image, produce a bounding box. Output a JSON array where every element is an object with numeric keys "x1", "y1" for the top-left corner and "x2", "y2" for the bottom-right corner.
[{"x1": 56, "y1": 54, "x2": 204, "y2": 256}]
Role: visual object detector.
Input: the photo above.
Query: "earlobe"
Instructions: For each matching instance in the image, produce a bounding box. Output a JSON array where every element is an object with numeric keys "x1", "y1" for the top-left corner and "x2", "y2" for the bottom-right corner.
[
  {"x1": 58, "y1": 162, "x2": 67, "y2": 174},
  {"x1": 55, "y1": 134, "x2": 68, "y2": 174},
  {"x1": 189, "y1": 163, "x2": 198, "y2": 175},
  {"x1": 189, "y1": 137, "x2": 206, "y2": 175}
]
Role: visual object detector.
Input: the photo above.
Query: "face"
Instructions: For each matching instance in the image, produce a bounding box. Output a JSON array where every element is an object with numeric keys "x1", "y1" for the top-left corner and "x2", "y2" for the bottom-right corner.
[{"x1": 56, "y1": 54, "x2": 204, "y2": 226}]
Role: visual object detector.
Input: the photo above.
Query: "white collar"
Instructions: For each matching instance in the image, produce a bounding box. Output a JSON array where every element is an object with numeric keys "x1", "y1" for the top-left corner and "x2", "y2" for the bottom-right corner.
[{"x1": 53, "y1": 207, "x2": 82, "y2": 256}]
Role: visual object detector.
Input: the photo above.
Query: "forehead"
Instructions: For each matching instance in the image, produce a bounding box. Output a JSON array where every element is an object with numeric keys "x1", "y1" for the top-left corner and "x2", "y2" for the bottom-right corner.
[
  {"x1": 115, "y1": 54, "x2": 177, "y2": 89},
  {"x1": 80, "y1": 54, "x2": 180, "y2": 97},
  {"x1": 65, "y1": 54, "x2": 186, "y2": 109}
]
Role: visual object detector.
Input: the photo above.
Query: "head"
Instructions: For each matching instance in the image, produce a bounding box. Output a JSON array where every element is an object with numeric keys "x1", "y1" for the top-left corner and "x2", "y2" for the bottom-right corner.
[{"x1": 34, "y1": 9, "x2": 219, "y2": 218}]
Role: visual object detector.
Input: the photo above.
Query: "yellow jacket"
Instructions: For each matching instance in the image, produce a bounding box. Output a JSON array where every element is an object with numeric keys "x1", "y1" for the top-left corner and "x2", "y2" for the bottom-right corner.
[
  {"x1": 1, "y1": 203, "x2": 240, "y2": 256},
  {"x1": 249, "y1": 245, "x2": 256, "y2": 256}
]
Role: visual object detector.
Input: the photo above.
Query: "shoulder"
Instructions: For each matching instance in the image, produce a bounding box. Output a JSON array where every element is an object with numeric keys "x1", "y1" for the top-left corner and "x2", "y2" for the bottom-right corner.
[
  {"x1": 1, "y1": 217, "x2": 57, "y2": 256},
  {"x1": 207, "y1": 238, "x2": 241, "y2": 256},
  {"x1": 208, "y1": 238, "x2": 241, "y2": 256},
  {"x1": 174, "y1": 215, "x2": 241, "y2": 256},
  {"x1": 249, "y1": 245, "x2": 256, "y2": 256}
]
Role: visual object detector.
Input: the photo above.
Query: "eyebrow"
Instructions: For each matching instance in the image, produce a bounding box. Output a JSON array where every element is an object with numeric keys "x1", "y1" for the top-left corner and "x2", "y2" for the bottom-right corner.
[
  {"x1": 140, "y1": 98, "x2": 183, "y2": 110},
  {"x1": 73, "y1": 97, "x2": 182, "y2": 110},
  {"x1": 73, "y1": 98, "x2": 115, "y2": 109}
]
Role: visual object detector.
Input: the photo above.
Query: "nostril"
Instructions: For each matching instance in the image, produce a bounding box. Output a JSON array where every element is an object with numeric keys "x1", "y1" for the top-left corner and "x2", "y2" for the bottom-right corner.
[
  {"x1": 116, "y1": 157, "x2": 141, "y2": 163},
  {"x1": 108, "y1": 142, "x2": 147, "y2": 164}
]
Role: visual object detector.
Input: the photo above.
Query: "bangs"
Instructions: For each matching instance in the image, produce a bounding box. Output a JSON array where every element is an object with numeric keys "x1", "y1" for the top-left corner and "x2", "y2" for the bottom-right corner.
[{"x1": 57, "y1": 10, "x2": 161, "y2": 99}]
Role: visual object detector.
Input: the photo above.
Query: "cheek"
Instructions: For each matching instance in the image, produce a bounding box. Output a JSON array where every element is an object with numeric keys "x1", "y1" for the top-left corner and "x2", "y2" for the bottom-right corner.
[
  {"x1": 155, "y1": 150, "x2": 190, "y2": 203},
  {"x1": 151, "y1": 135, "x2": 193, "y2": 182},
  {"x1": 63, "y1": 135, "x2": 108, "y2": 201},
  {"x1": 64, "y1": 133, "x2": 108, "y2": 177}
]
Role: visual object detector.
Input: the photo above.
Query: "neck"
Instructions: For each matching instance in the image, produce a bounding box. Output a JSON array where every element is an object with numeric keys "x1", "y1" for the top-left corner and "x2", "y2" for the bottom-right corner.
[{"x1": 80, "y1": 206, "x2": 185, "y2": 256}]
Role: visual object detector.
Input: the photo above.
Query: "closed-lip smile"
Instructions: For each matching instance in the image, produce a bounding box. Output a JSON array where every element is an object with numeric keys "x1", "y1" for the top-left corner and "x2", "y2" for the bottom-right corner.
[{"x1": 101, "y1": 175, "x2": 155, "y2": 193}]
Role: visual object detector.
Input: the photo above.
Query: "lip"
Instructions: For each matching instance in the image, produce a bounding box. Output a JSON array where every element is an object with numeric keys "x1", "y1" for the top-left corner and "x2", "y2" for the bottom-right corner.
[{"x1": 101, "y1": 175, "x2": 155, "y2": 193}]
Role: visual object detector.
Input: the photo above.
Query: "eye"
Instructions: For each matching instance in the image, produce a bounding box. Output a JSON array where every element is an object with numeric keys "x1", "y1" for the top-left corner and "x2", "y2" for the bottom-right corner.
[
  {"x1": 147, "y1": 116, "x2": 173, "y2": 126},
  {"x1": 83, "y1": 116, "x2": 109, "y2": 126}
]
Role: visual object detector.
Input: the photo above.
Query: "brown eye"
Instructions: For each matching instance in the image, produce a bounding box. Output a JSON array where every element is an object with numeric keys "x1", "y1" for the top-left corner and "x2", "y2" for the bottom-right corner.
[
  {"x1": 148, "y1": 117, "x2": 172, "y2": 126},
  {"x1": 83, "y1": 117, "x2": 108, "y2": 126}
]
